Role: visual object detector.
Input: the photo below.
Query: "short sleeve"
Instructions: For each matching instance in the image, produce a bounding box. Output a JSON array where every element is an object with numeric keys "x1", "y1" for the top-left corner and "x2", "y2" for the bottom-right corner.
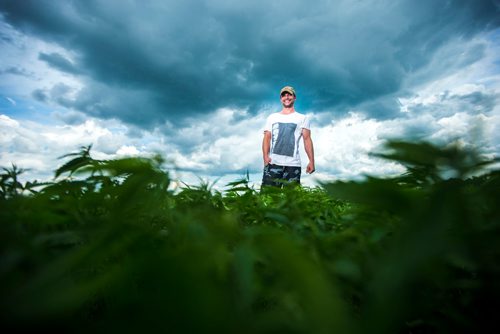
[
  {"x1": 264, "y1": 115, "x2": 273, "y2": 132},
  {"x1": 302, "y1": 115, "x2": 311, "y2": 130}
]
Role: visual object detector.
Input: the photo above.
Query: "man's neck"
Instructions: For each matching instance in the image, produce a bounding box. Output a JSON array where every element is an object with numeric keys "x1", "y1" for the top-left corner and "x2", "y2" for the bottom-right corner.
[{"x1": 280, "y1": 107, "x2": 295, "y2": 114}]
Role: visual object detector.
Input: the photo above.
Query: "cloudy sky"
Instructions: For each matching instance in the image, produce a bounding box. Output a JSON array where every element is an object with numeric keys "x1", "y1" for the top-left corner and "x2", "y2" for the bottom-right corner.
[{"x1": 1, "y1": 0, "x2": 499, "y2": 189}]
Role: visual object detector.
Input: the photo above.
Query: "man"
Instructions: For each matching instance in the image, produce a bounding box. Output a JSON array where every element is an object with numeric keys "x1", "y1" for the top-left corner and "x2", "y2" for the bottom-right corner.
[{"x1": 261, "y1": 86, "x2": 315, "y2": 188}]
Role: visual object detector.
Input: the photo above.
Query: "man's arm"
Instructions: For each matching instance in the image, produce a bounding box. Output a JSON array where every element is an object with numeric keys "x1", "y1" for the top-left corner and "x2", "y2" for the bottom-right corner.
[
  {"x1": 262, "y1": 131, "x2": 272, "y2": 166},
  {"x1": 302, "y1": 128, "x2": 315, "y2": 174}
]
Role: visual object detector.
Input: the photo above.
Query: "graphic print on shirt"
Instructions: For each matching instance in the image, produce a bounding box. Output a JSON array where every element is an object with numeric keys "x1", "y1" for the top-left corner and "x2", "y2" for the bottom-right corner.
[{"x1": 272, "y1": 122, "x2": 297, "y2": 157}]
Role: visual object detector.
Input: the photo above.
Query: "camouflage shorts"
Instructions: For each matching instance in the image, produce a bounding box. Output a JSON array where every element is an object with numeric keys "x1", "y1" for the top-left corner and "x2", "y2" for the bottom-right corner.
[{"x1": 261, "y1": 164, "x2": 301, "y2": 188}]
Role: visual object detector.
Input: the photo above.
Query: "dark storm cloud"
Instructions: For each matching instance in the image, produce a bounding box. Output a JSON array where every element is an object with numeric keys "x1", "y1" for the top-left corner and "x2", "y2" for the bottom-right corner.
[
  {"x1": 0, "y1": 0, "x2": 499, "y2": 127},
  {"x1": 0, "y1": 66, "x2": 33, "y2": 77},
  {"x1": 457, "y1": 91, "x2": 498, "y2": 113},
  {"x1": 32, "y1": 88, "x2": 48, "y2": 102},
  {"x1": 38, "y1": 52, "x2": 81, "y2": 75}
]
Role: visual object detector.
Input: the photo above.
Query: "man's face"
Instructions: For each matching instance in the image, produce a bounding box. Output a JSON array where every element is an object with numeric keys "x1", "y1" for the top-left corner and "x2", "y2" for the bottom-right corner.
[{"x1": 280, "y1": 92, "x2": 296, "y2": 107}]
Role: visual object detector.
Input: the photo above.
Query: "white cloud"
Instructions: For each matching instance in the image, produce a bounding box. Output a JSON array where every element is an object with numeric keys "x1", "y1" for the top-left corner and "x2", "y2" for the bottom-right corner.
[
  {"x1": 116, "y1": 145, "x2": 140, "y2": 156},
  {"x1": 312, "y1": 112, "x2": 404, "y2": 180},
  {"x1": 0, "y1": 19, "x2": 83, "y2": 103},
  {"x1": 0, "y1": 113, "x2": 19, "y2": 127},
  {"x1": 0, "y1": 115, "x2": 135, "y2": 181},
  {"x1": 168, "y1": 107, "x2": 267, "y2": 172},
  {"x1": 399, "y1": 33, "x2": 500, "y2": 111},
  {"x1": 5, "y1": 96, "x2": 16, "y2": 106}
]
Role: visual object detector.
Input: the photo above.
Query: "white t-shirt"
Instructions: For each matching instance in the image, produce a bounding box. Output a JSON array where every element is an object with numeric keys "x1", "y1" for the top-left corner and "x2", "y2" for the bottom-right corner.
[{"x1": 263, "y1": 111, "x2": 310, "y2": 167}]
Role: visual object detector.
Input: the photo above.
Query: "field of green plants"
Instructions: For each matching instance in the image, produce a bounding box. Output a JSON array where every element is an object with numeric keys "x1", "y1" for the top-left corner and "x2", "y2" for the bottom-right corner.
[{"x1": 1, "y1": 141, "x2": 499, "y2": 333}]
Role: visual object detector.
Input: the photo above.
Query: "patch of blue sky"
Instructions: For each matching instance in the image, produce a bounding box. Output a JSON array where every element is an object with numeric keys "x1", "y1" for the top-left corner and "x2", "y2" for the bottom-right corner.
[
  {"x1": 0, "y1": 94, "x2": 60, "y2": 125},
  {"x1": 486, "y1": 27, "x2": 500, "y2": 71}
]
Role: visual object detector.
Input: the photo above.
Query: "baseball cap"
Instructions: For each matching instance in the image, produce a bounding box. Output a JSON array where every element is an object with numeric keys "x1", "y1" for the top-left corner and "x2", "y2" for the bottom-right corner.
[{"x1": 280, "y1": 86, "x2": 296, "y2": 96}]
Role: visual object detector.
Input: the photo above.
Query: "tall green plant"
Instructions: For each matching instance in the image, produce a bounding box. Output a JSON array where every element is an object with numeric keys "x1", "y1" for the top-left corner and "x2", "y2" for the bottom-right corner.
[{"x1": 0, "y1": 140, "x2": 498, "y2": 333}]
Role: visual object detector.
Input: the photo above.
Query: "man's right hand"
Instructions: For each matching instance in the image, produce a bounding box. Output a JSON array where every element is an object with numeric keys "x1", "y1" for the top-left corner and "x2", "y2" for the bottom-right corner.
[{"x1": 264, "y1": 156, "x2": 272, "y2": 166}]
